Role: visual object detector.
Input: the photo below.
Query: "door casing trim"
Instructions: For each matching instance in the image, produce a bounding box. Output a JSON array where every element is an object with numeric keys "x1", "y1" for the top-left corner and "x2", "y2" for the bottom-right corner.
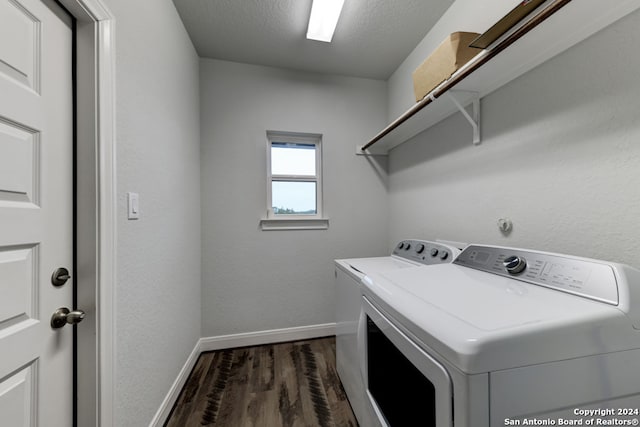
[{"x1": 57, "y1": 0, "x2": 116, "y2": 425}]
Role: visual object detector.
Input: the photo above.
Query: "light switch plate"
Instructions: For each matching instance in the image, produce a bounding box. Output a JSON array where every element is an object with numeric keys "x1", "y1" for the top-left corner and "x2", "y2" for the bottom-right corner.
[{"x1": 127, "y1": 192, "x2": 140, "y2": 220}]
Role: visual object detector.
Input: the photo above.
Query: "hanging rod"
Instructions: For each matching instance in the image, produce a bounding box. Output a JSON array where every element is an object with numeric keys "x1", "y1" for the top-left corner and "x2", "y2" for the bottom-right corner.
[{"x1": 361, "y1": 0, "x2": 573, "y2": 151}]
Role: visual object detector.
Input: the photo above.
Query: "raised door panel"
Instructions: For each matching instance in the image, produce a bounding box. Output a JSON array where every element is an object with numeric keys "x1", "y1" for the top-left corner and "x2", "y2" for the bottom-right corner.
[
  {"x1": 0, "y1": 361, "x2": 37, "y2": 427},
  {"x1": 0, "y1": 119, "x2": 39, "y2": 205},
  {"x1": 0, "y1": 0, "x2": 40, "y2": 92},
  {"x1": 0, "y1": 246, "x2": 37, "y2": 328}
]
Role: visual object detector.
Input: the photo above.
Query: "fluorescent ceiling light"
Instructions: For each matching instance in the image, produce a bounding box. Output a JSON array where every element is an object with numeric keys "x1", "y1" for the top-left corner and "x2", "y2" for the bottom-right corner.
[{"x1": 306, "y1": 0, "x2": 345, "y2": 43}]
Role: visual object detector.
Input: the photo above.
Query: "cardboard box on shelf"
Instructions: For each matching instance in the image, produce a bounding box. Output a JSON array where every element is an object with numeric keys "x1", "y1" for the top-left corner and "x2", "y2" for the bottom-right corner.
[{"x1": 412, "y1": 32, "x2": 482, "y2": 102}]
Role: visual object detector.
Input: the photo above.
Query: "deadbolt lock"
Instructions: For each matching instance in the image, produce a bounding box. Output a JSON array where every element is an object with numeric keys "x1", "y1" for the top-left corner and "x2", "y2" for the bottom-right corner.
[
  {"x1": 51, "y1": 267, "x2": 71, "y2": 287},
  {"x1": 51, "y1": 307, "x2": 86, "y2": 329}
]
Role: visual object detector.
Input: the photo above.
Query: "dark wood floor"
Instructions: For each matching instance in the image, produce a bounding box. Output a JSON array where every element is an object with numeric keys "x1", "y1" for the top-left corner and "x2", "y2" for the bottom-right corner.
[{"x1": 165, "y1": 337, "x2": 358, "y2": 427}]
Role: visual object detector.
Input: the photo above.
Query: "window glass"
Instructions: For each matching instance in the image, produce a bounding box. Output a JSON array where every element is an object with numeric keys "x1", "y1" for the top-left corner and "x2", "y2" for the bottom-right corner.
[
  {"x1": 271, "y1": 181, "x2": 317, "y2": 215},
  {"x1": 271, "y1": 143, "x2": 316, "y2": 176},
  {"x1": 266, "y1": 132, "x2": 322, "y2": 221}
]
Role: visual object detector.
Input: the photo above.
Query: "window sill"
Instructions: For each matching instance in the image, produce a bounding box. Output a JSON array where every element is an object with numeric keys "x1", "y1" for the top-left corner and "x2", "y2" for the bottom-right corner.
[{"x1": 260, "y1": 217, "x2": 329, "y2": 231}]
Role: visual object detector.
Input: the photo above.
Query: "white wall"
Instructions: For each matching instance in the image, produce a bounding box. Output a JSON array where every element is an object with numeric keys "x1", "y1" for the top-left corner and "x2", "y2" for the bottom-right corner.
[
  {"x1": 101, "y1": 0, "x2": 202, "y2": 425},
  {"x1": 388, "y1": 8, "x2": 640, "y2": 268},
  {"x1": 200, "y1": 58, "x2": 388, "y2": 337}
]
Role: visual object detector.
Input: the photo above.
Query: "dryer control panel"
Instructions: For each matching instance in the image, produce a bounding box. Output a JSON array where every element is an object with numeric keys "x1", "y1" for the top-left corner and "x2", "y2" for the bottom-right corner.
[
  {"x1": 454, "y1": 245, "x2": 619, "y2": 305},
  {"x1": 393, "y1": 240, "x2": 459, "y2": 265}
]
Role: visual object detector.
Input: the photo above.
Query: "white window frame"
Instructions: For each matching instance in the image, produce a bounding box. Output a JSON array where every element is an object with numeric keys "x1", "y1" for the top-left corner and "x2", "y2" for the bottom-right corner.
[{"x1": 261, "y1": 131, "x2": 328, "y2": 230}]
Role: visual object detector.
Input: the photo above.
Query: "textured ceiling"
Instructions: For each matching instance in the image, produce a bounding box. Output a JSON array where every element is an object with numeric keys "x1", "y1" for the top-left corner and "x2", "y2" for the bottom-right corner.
[{"x1": 172, "y1": 0, "x2": 456, "y2": 80}]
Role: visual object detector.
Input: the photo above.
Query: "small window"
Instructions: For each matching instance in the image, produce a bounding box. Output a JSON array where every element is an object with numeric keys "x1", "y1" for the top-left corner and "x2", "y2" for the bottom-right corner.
[{"x1": 266, "y1": 131, "x2": 322, "y2": 220}]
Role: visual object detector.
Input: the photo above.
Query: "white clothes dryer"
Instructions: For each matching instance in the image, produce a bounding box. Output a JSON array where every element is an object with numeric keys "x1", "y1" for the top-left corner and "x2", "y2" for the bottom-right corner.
[
  {"x1": 334, "y1": 239, "x2": 461, "y2": 426},
  {"x1": 360, "y1": 244, "x2": 640, "y2": 427}
]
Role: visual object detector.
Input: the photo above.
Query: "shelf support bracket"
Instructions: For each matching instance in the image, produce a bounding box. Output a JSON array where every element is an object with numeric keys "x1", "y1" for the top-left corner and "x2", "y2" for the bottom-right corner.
[{"x1": 446, "y1": 91, "x2": 481, "y2": 145}]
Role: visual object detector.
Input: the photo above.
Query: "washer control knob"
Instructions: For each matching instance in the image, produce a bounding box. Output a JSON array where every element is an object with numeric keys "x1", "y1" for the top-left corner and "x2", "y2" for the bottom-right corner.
[
  {"x1": 416, "y1": 244, "x2": 425, "y2": 254},
  {"x1": 398, "y1": 242, "x2": 405, "y2": 249},
  {"x1": 503, "y1": 256, "x2": 527, "y2": 274},
  {"x1": 430, "y1": 248, "x2": 439, "y2": 257},
  {"x1": 404, "y1": 243, "x2": 411, "y2": 250},
  {"x1": 440, "y1": 251, "x2": 449, "y2": 260}
]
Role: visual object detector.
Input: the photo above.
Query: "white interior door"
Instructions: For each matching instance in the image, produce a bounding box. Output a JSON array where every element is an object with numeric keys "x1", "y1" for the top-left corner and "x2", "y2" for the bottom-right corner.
[{"x1": 0, "y1": 0, "x2": 74, "y2": 425}]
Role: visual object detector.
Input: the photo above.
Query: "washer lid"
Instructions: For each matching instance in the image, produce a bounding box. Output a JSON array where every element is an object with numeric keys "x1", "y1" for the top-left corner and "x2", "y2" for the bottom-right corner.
[
  {"x1": 335, "y1": 240, "x2": 461, "y2": 280},
  {"x1": 335, "y1": 256, "x2": 420, "y2": 282},
  {"x1": 347, "y1": 256, "x2": 420, "y2": 274},
  {"x1": 362, "y1": 263, "x2": 640, "y2": 374}
]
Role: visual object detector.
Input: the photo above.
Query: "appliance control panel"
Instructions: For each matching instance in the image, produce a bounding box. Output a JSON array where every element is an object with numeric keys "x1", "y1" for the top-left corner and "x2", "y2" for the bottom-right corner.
[
  {"x1": 454, "y1": 245, "x2": 619, "y2": 305},
  {"x1": 393, "y1": 240, "x2": 458, "y2": 265}
]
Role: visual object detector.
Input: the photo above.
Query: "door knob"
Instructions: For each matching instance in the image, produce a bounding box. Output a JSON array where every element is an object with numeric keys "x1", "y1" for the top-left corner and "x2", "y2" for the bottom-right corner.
[
  {"x1": 51, "y1": 267, "x2": 71, "y2": 286},
  {"x1": 51, "y1": 307, "x2": 86, "y2": 329}
]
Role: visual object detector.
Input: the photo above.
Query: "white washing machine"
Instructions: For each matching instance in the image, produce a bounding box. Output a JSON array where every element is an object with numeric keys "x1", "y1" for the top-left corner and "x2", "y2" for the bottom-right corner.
[
  {"x1": 360, "y1": 244, "x2": 640, "y2": 426},
  {"x1": 335, "y1": 239, "x2": 461, "y2": 426}
]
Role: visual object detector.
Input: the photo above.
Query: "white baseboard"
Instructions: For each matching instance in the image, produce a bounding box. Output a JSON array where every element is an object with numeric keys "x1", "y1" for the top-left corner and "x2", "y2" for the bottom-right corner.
[
  {"x1": 150, "y1": 323, "x2": 336, "y2": 426},
  {"x1": 199, "y1": 323, "x2": 336, "y2": 352},
  {"x1": 149, "y1": 340, "x2": 202, "y2": 427}
]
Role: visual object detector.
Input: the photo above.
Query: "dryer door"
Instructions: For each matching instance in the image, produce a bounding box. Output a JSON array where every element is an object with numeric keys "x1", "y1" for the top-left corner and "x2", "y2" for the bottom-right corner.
[{"x1": 359, "y1": 297, "x2": 453, "y2": 427}]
